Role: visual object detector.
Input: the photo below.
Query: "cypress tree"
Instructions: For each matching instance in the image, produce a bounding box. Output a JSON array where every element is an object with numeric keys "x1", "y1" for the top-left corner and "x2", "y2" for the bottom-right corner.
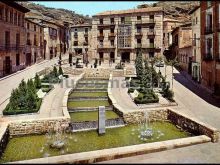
[
  {"x1": 59, "y1": 66, "x2": 63, "y2": 75},
  {"x1": 53, "y1": 66, "x2": 58, "y2": 77},
  {"x1": 34, "y1": 74, "x2": 41, "y2": 89},
  {"x1": 135, "y1": 51, "x2": 143, "y2": 79}
]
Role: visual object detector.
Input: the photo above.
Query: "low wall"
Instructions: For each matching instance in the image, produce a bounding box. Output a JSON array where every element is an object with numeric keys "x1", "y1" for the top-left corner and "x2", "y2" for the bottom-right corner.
[
  {"x1": 0, "y1": 123, "x2": 10, "y2": 157},
  {"x1": 167, "y1": 108, "x2": 219, "y2": 143}
]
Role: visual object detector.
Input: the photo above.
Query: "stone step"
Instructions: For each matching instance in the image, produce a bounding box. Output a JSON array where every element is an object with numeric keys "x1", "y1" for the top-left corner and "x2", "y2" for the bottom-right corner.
[
  {"x1": 68, "y1": 97, "x2": 108, "y2": 101},
  {"x1": 68, "y1": 106, "x2": 113, "y2": 112},
  {"x1": 73, "y1": 89, "x2": 107, "y2": 92},
  {"x1": 69, "y1": 118, "x2": 126, "y2": 132}
]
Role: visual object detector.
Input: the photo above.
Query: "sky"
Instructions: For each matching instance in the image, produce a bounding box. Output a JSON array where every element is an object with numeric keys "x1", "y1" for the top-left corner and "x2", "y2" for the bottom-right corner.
[{"x1": 32, "y1": 1, "x2": 156, "y2": 17}]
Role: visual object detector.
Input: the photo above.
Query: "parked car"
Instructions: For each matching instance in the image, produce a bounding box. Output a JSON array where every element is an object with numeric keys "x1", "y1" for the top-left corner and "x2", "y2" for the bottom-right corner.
[
  {"x1": 155, "y1": 61, "x2": 164, "y2": 67},
  {"x1": 76, "y1": 58, "x2": 83, "y2": 68}
]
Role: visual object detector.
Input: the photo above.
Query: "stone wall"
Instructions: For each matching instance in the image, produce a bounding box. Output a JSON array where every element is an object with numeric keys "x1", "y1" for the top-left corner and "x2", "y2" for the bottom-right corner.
[
  {"x1": 0, "y1": 123, "x2": 10, "y2": 157},
  {"x1": 83, "y1": 68, "x2": 110, "y2": 79},
  {"x1": 167, "y1": 109, "x2": 219, "y2": 143}
]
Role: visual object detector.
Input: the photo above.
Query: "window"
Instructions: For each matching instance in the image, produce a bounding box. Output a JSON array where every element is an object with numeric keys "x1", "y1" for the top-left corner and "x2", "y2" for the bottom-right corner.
[
  {"x1": 16, "y1": 33, "x2": 20, "y2": 48},
  {"x1": 137, "y1": 38, "x2": 141, "y2": 44},
  {"x1": 27, "y1": 22, "x2": 30, "y2": 29},
  {"x1": 196, "y1": 17, "x2": 198, "y2": 24},
  {"x1": 206, "y1": 38, "x2": 212, "y2": 55},
  {"x1": 0, "y1": 6, "x2": 3, "y2": 20},
  {"x1": 121, "y1": 17, "x2": 125, "y2": 24},
  {"x1": 137, "y1": 26, "x2": 141, "y2": 33},
  {"x1": 110, "y1": 40, "x2": 114, "y2": 46},
  {"x1": 74, "y1": 41, "x2": 78, "y2": 46},
  {"x1": 150, "y1": 15, "x2": 154, "y2": 20},
  {"x1": 5, "y1": 8, "x2": 8, "y2": 22},
  {"x1": 100, "y1": 18, "x2": 103, "y2": 24},
  {"x1": 207, "y1": 1, "x2": 211, "y2": 7},
  {"x1": 34, "y1": 35, "x2": 37, "y2": 46},
  {"x1": 85, "y1": 28, "x2": 88, "y2": 33},
  {"x1": 99, "y1": 29, "x2": 103, "y2": 35},
  {"x1": 18, "y1": 14, "x2": 20, "y2": 26},
  {"x1": 137, "y1": 16, "x2": 141, "y2": 20},
  {"x1": 14, "y1": 12, "x2": 17, "y2": 25},
  {"x1": 110, "y1": 18, "x2": 114, "y2": 24},
  {"x1": 10, "y1": 10, "x2": 13, "y2": 23},
  {"x1": 40, "y1": 27, "x2": 42, "y2": 33},
  {"x1": 110, "y1": 28, "x2": 114, "y2": 33},
  {"x1": 40, "y1": 36, "x2": 42, "y2": 46},
  {"x1": 34, "y1": 25, "x2": 36, "y2": 31},
  {"x1": 85, "y1": 37, "x2": 88, "y2": 43},
  {"x1": 16, "y1": 54, "x2": 20, "y2": 66},
  {"x1": 5, "y1": 31, "x2": 10, "y2": 48}
]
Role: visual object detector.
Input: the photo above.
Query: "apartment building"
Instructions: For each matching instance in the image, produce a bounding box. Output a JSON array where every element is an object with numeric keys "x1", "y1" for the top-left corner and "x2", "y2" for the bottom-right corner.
[
  {"x1": 201, "y1": 1, "x2": 220, "y2": 93},
  {"x1": 25, "y1": 18, "x2": 44, "y2": 65},
  {"x1": 70, "y1": 23, "x2": 92, "y2": 63},
  {"x1": 171, "y1": 23, "x2": 192, "y2": 73},
  {"x1": 0, "y1": 1, "x2": 29, "y2": 77},
  {"x1": 41, "y1": 20, "x2": 67, "y2": 60},
  {"x1": 163, "y1": 18, "x2": 183, "y2": 50},
  {"x1": 189, "y1": 6, "x2": 201, "y2": 82},
  {"x1": 91, "y1": 7, "x2": 163, "y2": 64}
]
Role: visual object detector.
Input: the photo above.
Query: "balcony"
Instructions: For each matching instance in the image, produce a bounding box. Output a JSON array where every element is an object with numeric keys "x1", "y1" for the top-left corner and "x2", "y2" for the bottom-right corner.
[
  {"x1": 205, "y1": 26, "x2": 213, "y2": 34},
  {"x1": 0, "y1": 44, "x2": 25, "y2": 51},
  {"x1": 135, "y1": 19, "x2": 155, "y2": 26},
  {"x1": 97, "y1": 44, "x2": 115, "y2": 49},
  {"x1": 147, "y1": 30, "x2": 155, "y2": 38},
  {"x1": 97, "y1": 33, "x2": 104, "y2": 39},
  {"x1": 97, "y1": 22, "x2": 115, "y2": 28},
  {"x1": 83, "y1": 41, "x2": 88, "y2": 46},
  {"x1": 135, "y1": 31, "x2": 143, "y2": 37},
  {"x1": 203, "y1": 53, "x2": 213, "y2": 61},
  {"x1": 135, "y1": 43, "x2": 142, "y2": 48},
  {"x1": 108, "y1": 33, "x2": 116, "y2": 38}
]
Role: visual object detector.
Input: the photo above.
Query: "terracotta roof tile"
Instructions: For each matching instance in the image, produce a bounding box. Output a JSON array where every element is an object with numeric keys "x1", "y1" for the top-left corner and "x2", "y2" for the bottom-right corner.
[{"x1": 94, "y1": 7, "x2": 163, "y2": 16}]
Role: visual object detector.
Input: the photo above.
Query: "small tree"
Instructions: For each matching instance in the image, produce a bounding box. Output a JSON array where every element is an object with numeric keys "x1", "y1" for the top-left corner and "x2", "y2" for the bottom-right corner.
[
  {"x1": 26, "y1": 88, "x2": 37, "y2": 110},
  {"x1": 9, "y1": 89, "x2": 19, "y2": 110},
  {"x1": 18, "y1": 79, "x2": 27, "y2": 108},
  {"x1": 27, "y1": 79, "x2": 36, "y2": 93},
  {"x1": 53, "y1": 66, "x2": 58, "y2": 77},
  {"x1": 59, "y1": 66, "x2": 63, "y2": 75},
  {"x1": 135, "y1": 51, "x2": 143, "y2": 79},
  {"x1": 34, "y1": 74, "x2": 41, "y2": 89}
]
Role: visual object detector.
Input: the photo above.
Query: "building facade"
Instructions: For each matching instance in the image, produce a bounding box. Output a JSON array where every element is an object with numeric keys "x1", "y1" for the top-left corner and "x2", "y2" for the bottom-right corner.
[
  {"x1": 189, "y1": 6, "x2": 201, "y2": 82},
  {"x1": 91, "y1": 7, "x2": 163, "y2": 64},
  {"x1": 0, "y1": 1, "x2": 29, "y2": 77},
  {"x1": 25, "y1": 18, "x2": 44, "y2": 66},
  {"x1": 171, "y1": 23, "x2": 192, "y2": 73},
  {"x1": 201, "y1": 1, "x2": 220, "y2": 93},
  {"x1": 163, "y1": 18, "x2": 183, "y2": 50},
  {"x1": 70, "y1": 24, "x2": 92, "y2": 63}
]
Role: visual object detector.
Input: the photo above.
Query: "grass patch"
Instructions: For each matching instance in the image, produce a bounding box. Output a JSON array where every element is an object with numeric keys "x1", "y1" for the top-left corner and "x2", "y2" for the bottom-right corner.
[
  {"x1": 67, "y1": 100, "x2": 110, "y2": 108},
  {"x1": 69, "y1": 111, "x2": 119, "y2": 122},
  {"x1": 0, "y1": 121, "x2": 192, "y2": 163},
  {"x1": 69, "y1": 92, "x2": 107, "y2": 97}
]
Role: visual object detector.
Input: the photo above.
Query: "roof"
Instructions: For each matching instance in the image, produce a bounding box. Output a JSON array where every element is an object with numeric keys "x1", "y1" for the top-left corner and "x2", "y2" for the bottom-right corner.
[
  {"x1": 93, "y1": 7, "x2": 163, "y2": 17},
  {"x1": 188, "y1": 6, "x2": 200, "y2": 15},
  {"x1": 163, "y1": 18, "x2": 183, "y2": 23},
  {"x1": 25, "y1": 18, "x2": 45, "y2": 27},
  {"x1": 1, "y1": 1, "x2": 30, "y2": 13},
  {"x1": 71, "y1": 23, "x2": 92, "y2": 28}
]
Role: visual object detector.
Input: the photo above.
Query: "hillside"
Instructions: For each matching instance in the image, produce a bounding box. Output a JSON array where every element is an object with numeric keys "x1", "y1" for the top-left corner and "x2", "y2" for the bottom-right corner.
[
  {"x1": 17, "y1": 1, "x2": 92, "y2": 25},
  {"x1": 137, "y1": 1, "x2": 200, "y2": 22}
]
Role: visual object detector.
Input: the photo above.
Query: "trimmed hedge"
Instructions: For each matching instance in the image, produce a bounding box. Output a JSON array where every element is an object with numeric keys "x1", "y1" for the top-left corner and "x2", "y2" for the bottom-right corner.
[
  {"x1": 134, "y1": 89, "x2": 159, "y2": 104},
  {"x1": 128, "y1": 88, "x2": 135, "y2": 93},
  {"x1": 3, "y1": 99, "x2": 42, "y2": 115}
]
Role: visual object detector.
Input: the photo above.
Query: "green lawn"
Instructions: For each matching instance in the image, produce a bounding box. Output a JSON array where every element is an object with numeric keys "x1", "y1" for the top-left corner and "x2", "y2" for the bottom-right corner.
[
  {"x1": 70, "y1": 111, "x2": 119, "y2": 122},
  {"x1": 68, "y1": 100, "x2": 110, "y2": 108},
  {"x1": 69, "y1": 92, "x2": 108, "y2": 98},
  {"x1": 0, "y1": 121, "x2": 192, "y2": 163}
]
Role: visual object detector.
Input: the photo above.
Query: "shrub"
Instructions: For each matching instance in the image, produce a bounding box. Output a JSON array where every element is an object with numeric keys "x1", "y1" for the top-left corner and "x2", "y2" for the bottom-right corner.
[
  {"x1": 128, "y1": 88, "x2": 135, "y2": 93},
  {"x1": 134, "y1": 89, "x2": 159, "y2": 104},
  {"x1": 53, "y1": 66, "x2": 58, "y2": 77}
]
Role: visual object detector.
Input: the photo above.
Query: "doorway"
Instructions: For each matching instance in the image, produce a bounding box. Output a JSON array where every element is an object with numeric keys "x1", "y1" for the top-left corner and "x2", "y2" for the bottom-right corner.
[
  {"x1": 121, "y1": 52, "x2": 130, "y2": 63},
  {"x1": 4, "y1": 56, "x2": 11, "y2": 75},
  {"x1": 110, "y1": 52, "x2": 115, "y2": 63},
  {"x1": 26, "y1": 53, "x2": 32, "y2": 66}
]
